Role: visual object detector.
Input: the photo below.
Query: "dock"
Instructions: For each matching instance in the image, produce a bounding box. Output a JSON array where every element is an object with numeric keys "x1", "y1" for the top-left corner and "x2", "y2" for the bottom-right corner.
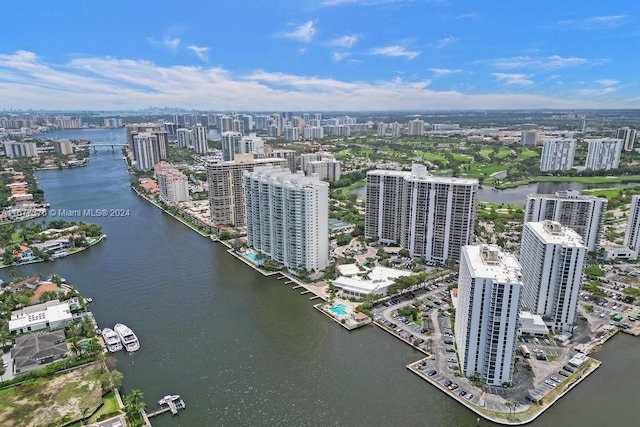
[
  {"x1": 146, "y1": 395, "x2": 186, "y2": 418},
  {"x1": 292, "y1": 285, "x2": 302, "y2": 289}
]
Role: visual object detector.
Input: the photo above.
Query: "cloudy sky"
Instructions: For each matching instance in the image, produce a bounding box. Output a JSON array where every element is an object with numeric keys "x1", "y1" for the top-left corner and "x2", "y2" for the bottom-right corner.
[{"x1": 0, "y1": 0, "x2": 638, "y2": 111}]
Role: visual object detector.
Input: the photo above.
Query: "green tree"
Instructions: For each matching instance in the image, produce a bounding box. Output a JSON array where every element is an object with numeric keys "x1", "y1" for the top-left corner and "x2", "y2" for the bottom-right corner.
[{"x1": 100, "y1": 369, "x2": 124, "y2": 392}]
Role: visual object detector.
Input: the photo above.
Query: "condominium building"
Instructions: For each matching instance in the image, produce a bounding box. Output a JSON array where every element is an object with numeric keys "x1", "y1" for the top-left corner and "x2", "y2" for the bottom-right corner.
[
  {"x1": 455, "y1": 245, "x2": 522, "y2": 386},
  {"x1": 206, "y1": 154, "x2": 287, "y2": 227},
  {"x1": 617, "y1": 127, "x2": 637, "y2": 151},
  {"x1": 303, "y1": 126, "x2": 324, "y2": 140},
  {"x1": 244, "y1": 166, "x2": 329, "y2": 272},
  {"x1": 624, "y1": 195, "x2": 640, "y2": 253},
  {"x1": 365, "y1": 165, "x2": 478, "y2": 263},
  {"x1": 540, "y1": 138, "x2": 576, "y2": 171},
  {"x1": 52, "y1": 139, "x2": 73, "y2": 155},
  {"x1": 520, "y1": 130, "x2": 537, "y2": 146},
  {"x1": 377, "y1": 122, "x2": 387, "y2": 137},
  {"x1": 585, "y1": 138, "x2": 623, "y2": 170},
  {"x1": 104, "y1": 118, "x2": 123, "y2": 128},
  {"x1": 192, "y1": 124, "x2": 208, "y2": 154},
  {"x1": 283, "y1": 125, "x2": 300, "y2": 141},
  {"x1": 126, "y1": 123, "x2": 169, "y2": 161},
  {"x1": 2, "y1": 141, "x2": 38, "y2": 158},
  {"x1": 299, "y1": 153, "x2": 341, "y2": 181},
  {"x1": 407, "y1": 119, "x2": 425, "y2": 136},
  {"x1": 520, "y1": 221, "x2": 587, "y2": 332},
  {"x1": 221, "y1": 132, "x2": 264, "y2": 161},
  {"x1": 155, "y1": 162, "x2": 190, "y2": 205},
  {"x1": 524, "y1": 190, "x2": 606, "y2": 251},
  {"x1": 391, "y1": 122, "x2": 401, "y2": 138},
  {"x1": 267, "y1": 149, "x2": 297, "y2": 173},
  {"x1": 132, "y1": 133, "x2": 163, "y2": 172},
  {"x1": 176, "y1": 128, "x2": 192, "y2": 149}
]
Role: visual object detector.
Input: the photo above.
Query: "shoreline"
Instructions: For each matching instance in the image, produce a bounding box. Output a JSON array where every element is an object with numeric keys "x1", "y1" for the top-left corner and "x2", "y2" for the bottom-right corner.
[{"x1": 0, "y1": 234, "x2": 106, "y2": 269}]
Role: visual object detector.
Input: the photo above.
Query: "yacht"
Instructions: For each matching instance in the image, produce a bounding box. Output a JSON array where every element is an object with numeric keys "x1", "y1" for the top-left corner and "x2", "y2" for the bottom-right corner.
[
  {"x1": 114, "y1": 323, "x2": 140, "y2": 352},
  {"x1": 101, "y1": 328, "x2": 123, "y2": 352},
  {"x1": 158, "y1": 394, "x2": 181, "y2": 406}
]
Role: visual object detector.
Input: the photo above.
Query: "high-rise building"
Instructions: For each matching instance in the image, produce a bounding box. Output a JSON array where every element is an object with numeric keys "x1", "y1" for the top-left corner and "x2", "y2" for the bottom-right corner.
[
  {"x1": 283, "y1": 125, "x2": 299, "y2": 141},
  {"x1": 524, "y1": 190, "x2": 606, "y2": 251},
  {"x1": 391, "y1": 122, "x2": 401, "y2": 137},
  {"x1": 53, "y1": 116, "x2": 82, "y2": 129},
  {"x1": 520, "y1": 221, "x2": 587, "y2": 332},
  {"x1": 616, "y1": 127, "x2": 637, "y2": 151},
  {"x1": 365, "y1": 165, "x2": 478, "y2": 263},
  {"x1": 455, "y1": 245, "x2": 522, "y2": 386},
  {"x1": 624, "y1": 195, "x2": 640, "y2": 253},
  {"x1": 52, "y1": 139, "x2": 73, "y2": 155},
  {"x1": 585, "y1": 138, "x2": 623, "y2": 170},
  {"x1": 407, "y1": 119, "x2": 424, "y2": 136},
  {"x1": 244, "y1": 166, "x2": 329, "y2": 272},
  {"x1": 377, "y1": 122, "x2": 387, "y2": 137},
  {"x1": 192, "y1": 125, "x2": 208, "y2": 154},
  {"x1": 176, "y1": 128, "x2": 192, "y2": 149},
  {"x1": 155, "y1": 162, "x2": 190, "y2": 205},
  {"x1": 132, "y1": 133, "x2": 162, "y2": 172},
  {"x1": 104, "y1": 118, "x2": 123, "y2": 128},
  {"x1": 173, "y1": 114, "x2": 187, "y2": 128},
  {"x1": 126, "y1": 124, "x2": 169, "y2": 160},
  {"x1": 521, "y1": 130, "x2": 537, "y2": 146},
  {"x1": 268, "y1": 149, "x2": 297, "y2": 173},
  {"x1": 303, "y1": 126, "x2": 324, "y2": 140},
  {"x1": 254, "y1": 115, "x2": 269, "y2": 131},
  {"x1": 300, "y1": 153, "x2": 341, "y2": 182},
  {"x1": 206, "y1": 154, "x2": 287, "y2": 227},
  {"x1": 241, "y1": 115, "x2": 253, "y2": 135},
  {"x1": 2, "y1": 141, "x2": 38, "y2": 158},
  {"x1": 221, "y1": 131, "x2": 242, "y2": 161},
  {"x1": 540, "y1": 138, "x2": 576, "y2": 172}
]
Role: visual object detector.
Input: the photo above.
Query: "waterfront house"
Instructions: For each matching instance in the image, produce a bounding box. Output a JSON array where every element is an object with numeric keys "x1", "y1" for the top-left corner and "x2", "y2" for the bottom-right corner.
[
  {"x1": 12, "y1": 245, "x2": 35, "y2": 262},
  {"x1": 10, "y1": 330, "x2": 68, "y2": 375},
  {"x1": 8, "y1": 299, "x2": 73, "y2": 334}
]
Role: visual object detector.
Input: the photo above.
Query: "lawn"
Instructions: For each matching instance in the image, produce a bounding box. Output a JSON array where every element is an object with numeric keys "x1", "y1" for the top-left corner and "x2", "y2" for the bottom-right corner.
[
  {"x1": 461, "y1": 164, "x2": 509, "y2": 179},
  {"x1": 415, "y1": 151, "x2": 447, "y2": 163},
  {"x1": 516, "y1": 149, "x2": 538, "y2": 161},
  {"x1": 479, "y1": 148, "x2": 493, "y2": 160},
  {"x1": 451, "y1": 153, "x2": 474, "y2": 162},
  {"x1": 583, "y1": 186, "x2": 640, "y2": 199},
  {"x1": 85, "y1": 391, "x2": 121, "y2": 424},
  {"x1": 337, "y1": 179, "x2": 366, "y2": 195},
  {"x1": 495, "y1": 148, "x2": 514, "y2": 159}
]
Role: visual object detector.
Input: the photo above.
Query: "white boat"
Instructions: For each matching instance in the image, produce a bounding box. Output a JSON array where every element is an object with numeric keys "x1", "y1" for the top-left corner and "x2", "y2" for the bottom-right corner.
[
  {"x1": 114, "y1": 323, "x2": 140, "y2": 352},
  {"x1": 158, "y1": 394, "x2": 181, "y2": 406},
  {"x1": 101, "y1": 328, "x2": 123, "y2": 352}
]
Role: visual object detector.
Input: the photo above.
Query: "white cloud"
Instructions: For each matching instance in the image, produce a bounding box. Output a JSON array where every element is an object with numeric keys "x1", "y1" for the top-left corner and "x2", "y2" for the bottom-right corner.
[
  {"x1": 0, "y1": 50, "x2": 634, "y2": 110},
  {"x1": 323, "y1": 0, "x2": 409, "y2": 6},
  {"x1": 282, "y1": 21, "x2": 316, "y2": 43},
  {"x1": 557, "y1": 15, "x2": 626, "y2": 29},
  {"x1": 148, "y1": 36, "x2": 181, "y2": 52},
  {"x1": 370, "y1": 45, "x2": 419, "y2": 60},
  {"x1": 329, "y1": 35, "x2": 359, "y2": 49},
  {"x1": 428, "y1": 68, "x2": 462, "y2": 75},
  {"x1": 481, "y1": 55, "x2": 595, "y2": 70},
  {"x1": 434, "y1": 37, "x2": 457, "y2": 48},
  {"x1": 595, "y1": 79, "x2": 618, "y2": 87},
  {"x1": 333, "y1": 52, "x2": 351, "y2": 62},
  {"x1": 187, "y1": 45, "x2": 209, "y2": 62},
  {"x1": 492, "y1": 73, "x2": 534, "y2": 87}
]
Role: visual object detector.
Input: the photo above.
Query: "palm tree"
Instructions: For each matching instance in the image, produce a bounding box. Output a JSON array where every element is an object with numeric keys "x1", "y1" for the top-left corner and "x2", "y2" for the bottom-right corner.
[
  {"x1": 86, "y1": 338, "x2": 103, "y2": 357},
  {"x1": 70, "y1": 338, "x2": 83, "y2": 358}
]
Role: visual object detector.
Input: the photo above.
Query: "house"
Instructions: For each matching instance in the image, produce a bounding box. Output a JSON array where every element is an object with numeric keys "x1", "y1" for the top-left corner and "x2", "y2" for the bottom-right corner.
[
  {"x1": 7, "y1": 276, "x2": 40, "y2": 294},
  {"x1": 8, "y1": 299, "x2": 73, "y2": 334},
  {"x1": 12, "y1": 245, "x2": 35, "y2": 262},
  {"x1": 10, "y1": 330, "x2": 68, "y2": 374},
  {"x1": 31, "y1": 238, "x2": 72, "y2": 253}
]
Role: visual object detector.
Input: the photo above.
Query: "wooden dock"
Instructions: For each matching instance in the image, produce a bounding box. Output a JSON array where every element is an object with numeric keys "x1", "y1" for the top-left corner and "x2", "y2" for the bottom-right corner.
[
  {"x1": 292, "y1": 285, "x2": 302, "y2": 289},
  {"x1": 146, "y1": 397, "x2": 186, "y2": 418}
]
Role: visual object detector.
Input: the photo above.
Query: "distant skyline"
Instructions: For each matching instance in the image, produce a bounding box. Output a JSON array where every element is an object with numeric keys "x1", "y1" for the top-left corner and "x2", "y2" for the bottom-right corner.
[{"x1": 0, "y1": 1, "x2": 638, "y2": 111}]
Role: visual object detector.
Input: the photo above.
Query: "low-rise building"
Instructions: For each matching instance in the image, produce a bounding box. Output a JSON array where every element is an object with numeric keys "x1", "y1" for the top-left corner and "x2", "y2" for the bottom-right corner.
[
  {"x1": 333, "y1": 266, "x2": 412, "y2": 299},
  {"x1": 10, "y1": 330, "x2": 68, "y2": 375},
  {"x1": 8, "y1": 299, "x2": 73, "y2": 335}
]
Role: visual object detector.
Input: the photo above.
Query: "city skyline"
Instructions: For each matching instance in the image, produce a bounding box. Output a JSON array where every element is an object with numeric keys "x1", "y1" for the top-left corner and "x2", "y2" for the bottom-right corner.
[{"x1": 0, "y1": 1, "x2": 638, "y2": 110}]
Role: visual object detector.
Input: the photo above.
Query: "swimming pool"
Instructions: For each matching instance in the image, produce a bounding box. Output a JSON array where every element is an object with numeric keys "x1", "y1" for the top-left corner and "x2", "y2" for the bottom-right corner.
[
  {"x1": 245, "y1": 252, "x2": 264, "y2": 265},
  {"x1": 328, "y1": 303, "x2": 348, "y2": 316}
]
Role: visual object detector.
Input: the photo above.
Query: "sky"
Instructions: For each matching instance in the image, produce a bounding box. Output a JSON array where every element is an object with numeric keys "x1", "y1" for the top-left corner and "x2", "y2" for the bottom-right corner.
[{"x1": 0, "y1": 0, "x2": 638, "y2": 111}]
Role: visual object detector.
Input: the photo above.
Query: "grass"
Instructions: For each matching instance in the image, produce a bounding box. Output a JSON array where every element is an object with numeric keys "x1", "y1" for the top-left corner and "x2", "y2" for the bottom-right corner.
[
  {"x1": 415, "y1": 151, "x2": 447, "y2": 163},
  {"x1": 85, "y1": 391, "x2": 120, "y2": 424},
  {"x1": 461, "y1": 164, "x2": 509, "y2": 179},
  {"x1": 495, "y1": 148, "x2": 514, "y2": 159},
  {"x1": 516, "y1": 149, "x2": 538, "y2": 161},
  {"x1": 451, "y1": 153, "x2": 474, "y2": 162},
  {"x1": 479, "y1": 148, "x2": 493, "y2": 160},
  {"x1": 337, "y1": 179, "x2": 367, "y2": 195}
]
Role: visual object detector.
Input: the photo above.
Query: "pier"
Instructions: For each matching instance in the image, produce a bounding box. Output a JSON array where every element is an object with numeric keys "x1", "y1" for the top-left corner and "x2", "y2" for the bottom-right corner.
[{"x1": 146, "y1": 395, "x2": 186, "y2": 418}]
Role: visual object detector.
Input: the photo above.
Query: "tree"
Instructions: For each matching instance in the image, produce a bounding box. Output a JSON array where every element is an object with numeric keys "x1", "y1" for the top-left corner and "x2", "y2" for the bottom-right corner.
[
  {"x1": 125, "y1": 389, "x2": 147, "y2": 423},
  {"x1": 70, "y1": 338, "x2": 83, "y2": 358},
  {"x1": 86, "y1": 338, "x2": 103, "y2": 357},
  {"x1": 100, "y1": 369, "x2": 124, "y2": 392}
]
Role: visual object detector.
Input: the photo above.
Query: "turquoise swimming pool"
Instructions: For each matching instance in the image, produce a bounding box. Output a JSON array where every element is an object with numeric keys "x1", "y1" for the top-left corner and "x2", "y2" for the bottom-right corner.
[
  {"x1": 245, "y1": 252, "x2": 264, "y2": 265},
  {"x1": 328, "y1": 303, "x2": 347, "y2": 316}
]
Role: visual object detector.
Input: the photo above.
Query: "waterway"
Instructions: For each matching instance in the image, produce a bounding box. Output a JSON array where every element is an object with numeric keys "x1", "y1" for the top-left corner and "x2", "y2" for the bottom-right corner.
[{"x1": 8, "y1": 129, "x2": 640, "y2": 426}]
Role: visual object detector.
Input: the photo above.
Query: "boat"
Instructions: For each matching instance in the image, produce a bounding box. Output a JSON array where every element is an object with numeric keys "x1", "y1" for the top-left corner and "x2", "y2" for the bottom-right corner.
[
  {"x1": 101, "y1": 328, "x2": 123, "y2": 352},
  {"x1": 114, "y1": 323, "x2": 140, "y2": 352},
  {"x1": 158, "y1": 394, "x2": 181, "y2": 406}
]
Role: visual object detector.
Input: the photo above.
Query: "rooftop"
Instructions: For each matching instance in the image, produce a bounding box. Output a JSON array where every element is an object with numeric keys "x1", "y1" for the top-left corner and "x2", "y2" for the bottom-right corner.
[
  {"x1": 526, "y1": 220, "x2": 586, "y2": 248},
  {"x1": 463, "y1": 244, "x2": 521, "y2": 284}
]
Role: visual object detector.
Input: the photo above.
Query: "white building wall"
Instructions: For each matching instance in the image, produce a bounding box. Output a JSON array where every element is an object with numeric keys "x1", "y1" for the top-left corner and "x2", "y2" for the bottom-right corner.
[
  {"x1": 624, "y1": 195, "x2": 640, "y2": 253},
  {"x1": 540, "y1": 139, "x2": 576, "y2": 171},
  {"x1": 585, "y1": 138, "x2": 623, "y2": 170}
]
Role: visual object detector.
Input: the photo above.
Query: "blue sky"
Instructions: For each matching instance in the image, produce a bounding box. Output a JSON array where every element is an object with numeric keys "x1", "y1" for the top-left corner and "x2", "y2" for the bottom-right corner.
[{"x1": 0, "y1": 0, "x2": 638, "y2": 110}]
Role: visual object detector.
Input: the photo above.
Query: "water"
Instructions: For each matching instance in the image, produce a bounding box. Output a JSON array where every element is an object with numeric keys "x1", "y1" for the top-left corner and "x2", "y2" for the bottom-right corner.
[
  {"x1": 8, "y1": 129, "x2": 640, "y2": 426},
  {"x1": 328, "y1": 304, "x2": 348, "y2": 316}
]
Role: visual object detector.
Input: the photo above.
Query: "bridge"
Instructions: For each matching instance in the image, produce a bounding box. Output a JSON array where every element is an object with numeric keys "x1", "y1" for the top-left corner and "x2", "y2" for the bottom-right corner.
[{"x1": 82, "y1": 143, "x2": 128, "y2": 153}]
